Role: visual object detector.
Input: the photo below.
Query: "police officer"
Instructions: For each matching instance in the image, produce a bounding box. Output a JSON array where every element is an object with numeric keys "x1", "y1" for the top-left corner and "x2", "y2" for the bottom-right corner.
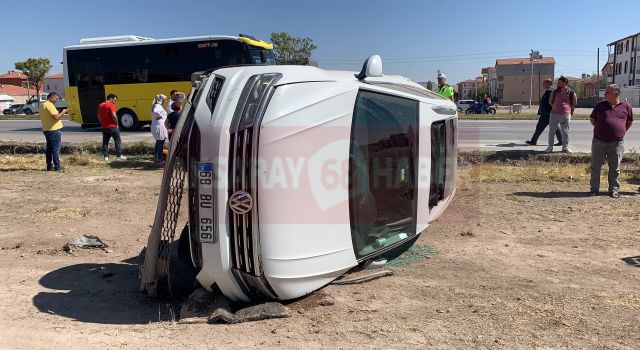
[{"x1": 436, "y1": 73, "x2": 455, "y2": 101}]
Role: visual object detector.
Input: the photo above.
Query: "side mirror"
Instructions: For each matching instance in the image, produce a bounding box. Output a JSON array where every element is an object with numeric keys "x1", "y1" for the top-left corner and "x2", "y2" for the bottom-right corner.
[{"x1": 355, "y1": 55, "x2": 383, "y2": 81}]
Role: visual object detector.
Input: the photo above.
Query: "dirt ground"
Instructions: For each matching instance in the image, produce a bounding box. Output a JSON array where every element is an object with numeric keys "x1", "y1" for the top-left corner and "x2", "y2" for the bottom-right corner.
[{"x1": 0, "y1": 156, "x2": 639, "y2": 349}]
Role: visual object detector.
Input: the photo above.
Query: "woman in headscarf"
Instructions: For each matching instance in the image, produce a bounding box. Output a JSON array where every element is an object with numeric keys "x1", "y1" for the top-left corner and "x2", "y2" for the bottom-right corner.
[{"x1": 150, "y1": 94, "x2": 168, "y2": 164}]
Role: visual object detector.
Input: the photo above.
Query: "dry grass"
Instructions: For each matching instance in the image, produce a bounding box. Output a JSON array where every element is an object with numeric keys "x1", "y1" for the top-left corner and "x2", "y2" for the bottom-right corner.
[{"x1": 460, "y1": 161, "x2": 640, "y2": 184}]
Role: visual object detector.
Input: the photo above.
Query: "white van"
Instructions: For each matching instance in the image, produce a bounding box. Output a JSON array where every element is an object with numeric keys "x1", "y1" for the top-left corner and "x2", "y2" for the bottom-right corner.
[
  {"x1": 141, "y1": 56, "x2": 458, "y2": 301},
  {"x1": 0, "y1": 94, "x2": 15, "y2": 111}
]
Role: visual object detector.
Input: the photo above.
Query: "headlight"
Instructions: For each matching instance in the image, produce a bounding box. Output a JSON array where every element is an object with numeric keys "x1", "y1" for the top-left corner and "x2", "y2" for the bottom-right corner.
[{"x1": 232, "y1": 73, "x2": 282, "y2": 131}]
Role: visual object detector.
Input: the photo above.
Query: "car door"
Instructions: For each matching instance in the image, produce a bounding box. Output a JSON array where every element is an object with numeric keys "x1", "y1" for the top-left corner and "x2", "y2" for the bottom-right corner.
[{"x1": 348, "y1": 90, "x2": 419, "y2": 260}]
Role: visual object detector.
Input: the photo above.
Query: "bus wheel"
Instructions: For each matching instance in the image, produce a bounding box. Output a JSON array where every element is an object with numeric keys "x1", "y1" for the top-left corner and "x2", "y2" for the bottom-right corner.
[{"x1": 118, "y1": 109, "x2": 139, "y2": 131}]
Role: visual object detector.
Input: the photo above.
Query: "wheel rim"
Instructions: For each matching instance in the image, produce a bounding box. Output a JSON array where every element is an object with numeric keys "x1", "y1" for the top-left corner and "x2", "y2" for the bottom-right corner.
[{"x1": 120, "y1": 113, "x2": 134, "y2": 128}]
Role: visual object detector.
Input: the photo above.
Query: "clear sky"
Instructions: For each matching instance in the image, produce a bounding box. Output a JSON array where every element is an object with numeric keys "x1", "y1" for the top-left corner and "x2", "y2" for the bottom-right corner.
[{"x1": 2, "y1": 0, "x2": 638, "y2": 85}]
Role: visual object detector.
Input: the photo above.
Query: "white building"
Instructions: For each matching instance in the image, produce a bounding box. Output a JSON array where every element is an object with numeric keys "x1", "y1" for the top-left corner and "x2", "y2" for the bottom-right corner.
[
  {"x1": 44, "y1": 73, "x2": 64, "y2": 98},
  {"x1": 607, "y1": 33, "x2": 640, "y2": 87}
]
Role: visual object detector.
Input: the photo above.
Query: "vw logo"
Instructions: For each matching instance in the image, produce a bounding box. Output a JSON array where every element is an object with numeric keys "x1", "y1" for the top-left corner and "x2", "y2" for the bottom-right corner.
[{"x1": 229, "y1": 191, "x2": 253, "y2": 215}]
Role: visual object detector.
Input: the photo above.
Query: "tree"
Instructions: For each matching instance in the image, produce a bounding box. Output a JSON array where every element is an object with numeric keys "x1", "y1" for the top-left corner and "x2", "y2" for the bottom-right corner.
[
  {"x1": 270, "y1": 32, "x2": 317, "y2": 65},
  {"x1": 466, "y1": 85, "x2": 488, "y2": 100},
  {"x1": 426, "y1": 81, "x2": 434, "y2": 91},
  {"x1": 15, "y1": 58, "x2": 52, "y2": 105}
]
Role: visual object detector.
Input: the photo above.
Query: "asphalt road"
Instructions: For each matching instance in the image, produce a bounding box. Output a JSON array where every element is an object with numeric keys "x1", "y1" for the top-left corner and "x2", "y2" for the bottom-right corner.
[{"x1": 1, "y1": 119, "x2": 639, "y2": 153}]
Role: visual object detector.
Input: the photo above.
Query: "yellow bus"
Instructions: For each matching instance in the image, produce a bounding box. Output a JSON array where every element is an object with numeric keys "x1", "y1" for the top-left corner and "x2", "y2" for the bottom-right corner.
[{"x1": 63, "y1": 34, "x2": 275, "y2": 130}]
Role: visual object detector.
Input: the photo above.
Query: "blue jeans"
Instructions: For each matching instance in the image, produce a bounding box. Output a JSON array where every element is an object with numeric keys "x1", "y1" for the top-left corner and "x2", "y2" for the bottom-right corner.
[
  {"x1": 43, "y1": 130, "x2": 62, "y2": 170},
  {"x1": 102, "y1": 128, "x2": 123, "y2": 157},
  {"x1": 154, "y1": 139, "x2": 165, "y2": 160}
]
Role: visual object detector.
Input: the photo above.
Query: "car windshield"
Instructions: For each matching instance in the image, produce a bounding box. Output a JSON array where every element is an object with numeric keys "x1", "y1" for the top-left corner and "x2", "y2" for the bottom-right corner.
[{"x1": 349, "y1": 90, "x2": 419, "y2": 259}]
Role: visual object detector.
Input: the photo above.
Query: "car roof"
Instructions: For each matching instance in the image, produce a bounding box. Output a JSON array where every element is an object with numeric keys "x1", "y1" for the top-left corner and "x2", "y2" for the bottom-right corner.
[{"x1": 213, "y1": 65, "x2": 448, "y2": 104}]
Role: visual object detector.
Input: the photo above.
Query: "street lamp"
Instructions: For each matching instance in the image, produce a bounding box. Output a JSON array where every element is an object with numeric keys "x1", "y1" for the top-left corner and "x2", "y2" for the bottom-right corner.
[{"x1": 529, "y1": 50, "x2": 542, "y2": 108}]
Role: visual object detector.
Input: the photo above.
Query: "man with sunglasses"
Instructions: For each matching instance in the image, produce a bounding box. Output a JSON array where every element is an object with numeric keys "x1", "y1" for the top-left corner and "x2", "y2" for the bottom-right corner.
[{"x1": 436, "y1": 73, "x2": 455, "y2": 101}]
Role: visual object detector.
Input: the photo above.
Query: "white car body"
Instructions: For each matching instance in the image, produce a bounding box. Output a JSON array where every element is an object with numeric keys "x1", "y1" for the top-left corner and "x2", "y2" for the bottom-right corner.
[
  {"x1": 456, "y1": 99, "x2": 474, "y2": 111},
  {"x1": 141, "y1": 57, "x2": 458, "y2": 301}
]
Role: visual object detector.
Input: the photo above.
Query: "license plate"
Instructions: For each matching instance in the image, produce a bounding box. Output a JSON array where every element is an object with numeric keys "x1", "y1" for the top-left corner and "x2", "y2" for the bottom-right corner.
[{"x1": 197, "y1": 162, "x2": 216, "y2": 243}]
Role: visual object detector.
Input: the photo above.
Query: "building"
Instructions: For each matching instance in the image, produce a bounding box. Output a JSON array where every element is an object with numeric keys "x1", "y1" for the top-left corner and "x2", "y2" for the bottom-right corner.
[
  {"x1": 0, "y1": 84, "x2": 40, "y2": 104},
  {"x1": 606, "y1": 33, "x2": 639, "y2": 86},
  {"x1": 0, "y1": 71, "x2": 28, "y2": 87},
  {"x1": 44, "y1": 73, "x2": 64, "y2": 98},
  {"x1": 495, "y1": 57, "x2": 555, "y2": 105},
  {"x1": 457, "y1": 77, "x2": 484, "y2": 100},
  {"x1": 482, "y1": 67, "x2": 497, "y2": 98}
]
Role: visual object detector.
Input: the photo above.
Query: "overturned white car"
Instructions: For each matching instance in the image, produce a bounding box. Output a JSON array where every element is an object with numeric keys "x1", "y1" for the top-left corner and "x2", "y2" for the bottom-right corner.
[{"x1": 140, "y1": 56, "x2": 457, "y2": 301}]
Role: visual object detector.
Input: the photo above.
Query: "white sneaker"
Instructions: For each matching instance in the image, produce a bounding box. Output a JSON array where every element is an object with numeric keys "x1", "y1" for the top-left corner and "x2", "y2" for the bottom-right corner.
[
  {"x1": 117, "y1": 155, "x2": 128, "y2": 161},
  {"x1": 562, "y1": 148, "x2": 573, "y2": 153},
  {"x1": 544, "y1": 147, "x2": 553, "y2": 153},
  {"x1": 104, "y1": 157, "x2": 109, "y2": 161}
]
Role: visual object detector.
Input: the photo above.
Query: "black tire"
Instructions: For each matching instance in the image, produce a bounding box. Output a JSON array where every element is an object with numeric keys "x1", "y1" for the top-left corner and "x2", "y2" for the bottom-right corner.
[
  {"x1": 24, "y1": 109, "x2": 33, "y2": 115},
  {"x1": 465, "y1": 108, "x2": 473, "y2": 115},
  {"x1": 117, "y1": 109, "x2": 140, "y2": 131},
  {"x1": 487, "y1": 108, "x2": 496, "y2": 115}
]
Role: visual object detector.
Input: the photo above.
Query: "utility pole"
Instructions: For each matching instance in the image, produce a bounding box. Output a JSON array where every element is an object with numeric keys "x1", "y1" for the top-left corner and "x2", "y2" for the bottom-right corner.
[
  {"x1": 596, "y1": 47, "x2": 600, "y2": 100},
  {"x1": 529, "y1": 50, "x2": 542, "y2": 108}
]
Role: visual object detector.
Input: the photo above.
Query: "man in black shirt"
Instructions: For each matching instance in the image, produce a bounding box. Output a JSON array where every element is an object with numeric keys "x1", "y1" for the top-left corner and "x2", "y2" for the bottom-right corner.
[{"x1": 526, "y1": 79, "x2": 562, "y2": 146}]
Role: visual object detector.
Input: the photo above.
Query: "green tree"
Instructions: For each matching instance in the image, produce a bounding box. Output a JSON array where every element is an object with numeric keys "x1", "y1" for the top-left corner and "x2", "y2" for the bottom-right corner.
[
  {"x1": 568, "y1": 80, "x2": 584, "y2": 98},
  {"x1": 270, "y1": 32, "x2": 317, "y2": 65},
  {"x1": 15, "y1": 58, "x2": 52, "y2": 105},
  {"x1": 426, "y1": 81, "x2": 434, "y2": 90},
  {"x1": 466, "y1": 85, "x2": 488, "y2": 100}
]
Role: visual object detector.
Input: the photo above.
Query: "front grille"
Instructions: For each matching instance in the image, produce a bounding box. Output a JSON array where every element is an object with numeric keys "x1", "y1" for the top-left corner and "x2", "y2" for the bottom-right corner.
[
  {"x1": 227, "y1": 74, "x2": 281, "y2": 300},
  {"x1": 229, "y1": 125, "x2": 259, "y2": 275}
]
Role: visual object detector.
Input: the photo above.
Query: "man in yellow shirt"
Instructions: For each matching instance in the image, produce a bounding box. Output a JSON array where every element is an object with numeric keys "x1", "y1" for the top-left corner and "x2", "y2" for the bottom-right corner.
[{"x1": 39, "y1": 92, "x2": 68, "y2": 171}]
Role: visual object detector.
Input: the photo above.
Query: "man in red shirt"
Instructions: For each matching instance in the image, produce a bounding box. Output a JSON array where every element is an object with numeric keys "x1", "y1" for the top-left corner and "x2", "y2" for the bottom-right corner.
[
  {"x1": 98, "y1": 94, "x2": 127, "y2": 161},
  {"x1": 589, "y1": 84, "x2": 633, "y2": 198}
]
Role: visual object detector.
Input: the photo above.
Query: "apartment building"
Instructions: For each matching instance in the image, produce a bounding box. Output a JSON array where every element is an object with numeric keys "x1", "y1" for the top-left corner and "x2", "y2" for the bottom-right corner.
[
  {"x1": 495, "y1": 57, "x2": 555, "y2": 105},
  {"x1": 607, "y1": 33, "x2": 639, "y2": 86}
]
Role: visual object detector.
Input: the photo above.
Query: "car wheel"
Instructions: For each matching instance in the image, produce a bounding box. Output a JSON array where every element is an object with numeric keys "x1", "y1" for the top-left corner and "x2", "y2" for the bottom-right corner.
[
  {"x1": 465, "y1": 108, "x2": 473, "y2": 115},
  {"x1": 117, "y1": 109, "x2": 139, "y2": 131},
  {"x1": 24, "y1": 109, "x2": 33, "y2": 115}
]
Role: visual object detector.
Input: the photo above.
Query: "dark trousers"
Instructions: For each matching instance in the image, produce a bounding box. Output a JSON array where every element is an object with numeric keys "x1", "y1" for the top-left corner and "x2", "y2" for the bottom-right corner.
[
  {"x1": 43, "y1": 130, "x2": 62, "y2": 170},
  {"x1": 530, "y1": 115, "x2": 562, "y2": 144},
  {"x1": 154, "y1": 140, "x2": 165, "y2": 160},
  {"x1": 102, "y1": 128, "x2": 123, "y2": 157}
]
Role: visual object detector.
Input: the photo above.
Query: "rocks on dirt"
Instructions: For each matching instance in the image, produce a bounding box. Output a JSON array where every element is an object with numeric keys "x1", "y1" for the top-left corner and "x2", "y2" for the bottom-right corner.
[
  {"x1": 460, "y1": 230, "x2": 475, "y2": 237},
  {"x1": 63, "y1": 234, "x2": 108, "y2": 253}
]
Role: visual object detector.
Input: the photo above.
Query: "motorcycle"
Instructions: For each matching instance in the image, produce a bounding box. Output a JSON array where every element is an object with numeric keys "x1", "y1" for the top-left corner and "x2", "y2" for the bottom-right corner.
[{"x1": 465, "y1": 101, "x2": 496, "y2": 115}]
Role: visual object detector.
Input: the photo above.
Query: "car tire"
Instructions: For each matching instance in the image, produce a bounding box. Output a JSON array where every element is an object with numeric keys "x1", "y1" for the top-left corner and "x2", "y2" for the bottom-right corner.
[
  {"x1": 465, "y1": 108, "x2": 473, "y2": 115},
  {"x1": 117, "y1": 109, "x2": 140, "y2": 131},
  {"x1": 24, "y1": 109, "x2": 33, "y2": 115}
]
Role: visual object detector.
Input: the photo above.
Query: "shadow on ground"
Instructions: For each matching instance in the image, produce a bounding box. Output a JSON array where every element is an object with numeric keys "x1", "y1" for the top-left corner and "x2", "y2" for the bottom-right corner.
[
  {"x1": 513, "y1": 191, "x2": 639, "y2": 198},
  {"x1": 108, "y1": 159, "x2": 163, "y2": 171},
  {"x1": 33, "y1": 261, "x2": 176, "y2": 324}
]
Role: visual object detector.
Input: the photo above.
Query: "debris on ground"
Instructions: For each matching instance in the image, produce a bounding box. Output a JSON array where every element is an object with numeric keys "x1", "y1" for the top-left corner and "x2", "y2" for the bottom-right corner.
[
  {"x1": 179, "y1": 288, "x2": 291, "y2": 324},
  {"x1": 384, "y1": 243, "x2": 437, "y2": 268},
  {"x1": 63, "y1": 234, "x2": 108, "y2": 253},
  {"x1": 332, "y1": 270, "x2": 394, "y2": 285},
  {"x1": 208, "y1": 302, "x2": 291, "y2": 324},
  {"x1": 179, "y1": 288, "x2": 231, "y2": 324}
]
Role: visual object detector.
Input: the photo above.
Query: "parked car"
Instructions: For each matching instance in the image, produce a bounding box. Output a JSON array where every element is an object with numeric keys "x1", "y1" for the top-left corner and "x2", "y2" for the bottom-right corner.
[
  {"x1": 2, "y1": 104, "x2": 25, "y2": 115},
  {"x1": 456, "y1": 99, "x2": 474, "y2": 112},
  {"x1": 140, "y1": 56, "x2": 458, "y2": 301},
  {"x1": 20, "y1": 94, "x2": 68, "y2": 115}
]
